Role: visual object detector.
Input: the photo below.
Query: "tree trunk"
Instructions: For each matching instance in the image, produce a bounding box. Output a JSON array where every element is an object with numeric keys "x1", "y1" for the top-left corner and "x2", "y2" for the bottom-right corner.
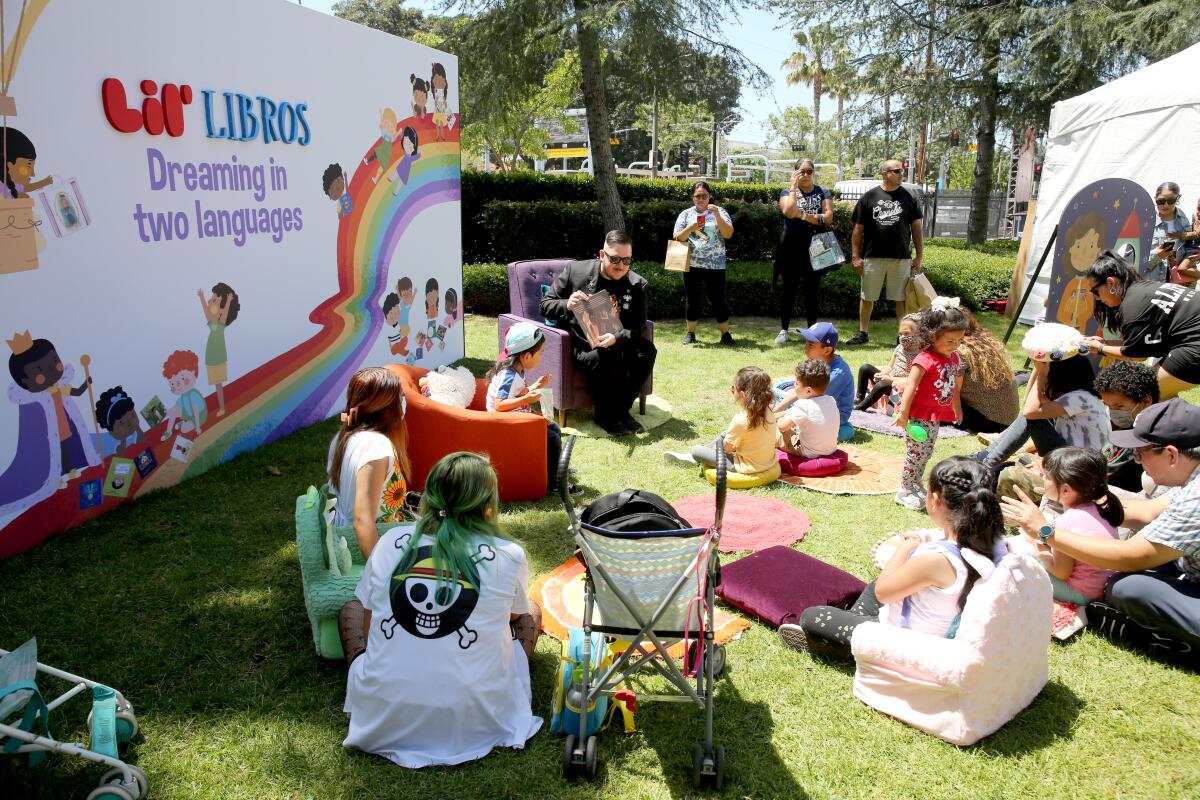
[
  {"x1": 573, "y1": 0, "x2": 624, "y2": 233},
  {"x1": 966, "y1": 30, "x2": 999, "y2": 245},
  {"x1": 883, "y1": 94, "x2": 891, "y2": 156},
  {"x1": 837, "y1": 95, "x2": 844, "y2": 169},
  {"x1": 812, "y1": 81, "x2": 822, "y2": 154}
]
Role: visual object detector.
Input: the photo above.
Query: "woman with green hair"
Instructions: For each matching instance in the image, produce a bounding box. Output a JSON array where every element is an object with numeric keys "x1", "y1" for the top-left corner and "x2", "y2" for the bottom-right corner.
[{"x1": 341, "y1": 451, "x2": 543, "y2": 768}]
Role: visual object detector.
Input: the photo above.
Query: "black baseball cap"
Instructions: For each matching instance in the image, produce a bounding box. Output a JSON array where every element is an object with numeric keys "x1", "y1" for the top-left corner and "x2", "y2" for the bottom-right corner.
[{"x1": 1110, "y1": 397, "x2": 1200, "y2": 449}]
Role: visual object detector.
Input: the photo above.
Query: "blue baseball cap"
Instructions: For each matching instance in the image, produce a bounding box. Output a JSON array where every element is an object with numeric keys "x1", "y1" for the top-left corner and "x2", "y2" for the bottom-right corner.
[
  {"x1": 503, "y1": 322, "x2": 543, "y2": 356},
  {"x1": 798, "y1": 321, "x2": 839, "y2": 348}
]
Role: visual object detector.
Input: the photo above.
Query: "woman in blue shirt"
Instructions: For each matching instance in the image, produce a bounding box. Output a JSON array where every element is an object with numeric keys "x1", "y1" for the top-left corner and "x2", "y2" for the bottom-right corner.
[{"x1": 673, "y1": 181, "x2": 735, "y2": 345}]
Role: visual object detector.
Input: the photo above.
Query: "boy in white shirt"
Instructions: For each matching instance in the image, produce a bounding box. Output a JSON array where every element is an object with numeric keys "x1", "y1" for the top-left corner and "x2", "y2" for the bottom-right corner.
[{"x1": 777, "y1": 359, "x2": 840, "y2": 460}]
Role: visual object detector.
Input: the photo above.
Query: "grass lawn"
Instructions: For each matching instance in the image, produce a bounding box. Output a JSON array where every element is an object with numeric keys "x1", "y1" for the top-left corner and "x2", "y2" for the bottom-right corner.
[{"x1": 2, "y1": 311, "x2": 1199, "y2": 799}]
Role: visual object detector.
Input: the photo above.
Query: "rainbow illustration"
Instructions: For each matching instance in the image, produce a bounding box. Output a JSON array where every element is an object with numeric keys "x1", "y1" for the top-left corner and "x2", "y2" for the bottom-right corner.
[{"x1": 1, "y1": 114, "x2": 461, "y2": 556}]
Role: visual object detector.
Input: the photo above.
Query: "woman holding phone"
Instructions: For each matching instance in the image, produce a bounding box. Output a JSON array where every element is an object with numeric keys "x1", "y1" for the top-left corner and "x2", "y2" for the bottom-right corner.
[
  {"x1": 673, "y1": 180, "x2": 735, "y2": 345},
  {"x1": 774, "y1": 158, "x2": 833, "y2": 345}
]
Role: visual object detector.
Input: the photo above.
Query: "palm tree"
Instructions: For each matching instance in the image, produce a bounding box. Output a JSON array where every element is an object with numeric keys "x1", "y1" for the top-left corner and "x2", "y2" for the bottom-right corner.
[
  {"x1": 827, "y1": 44, "x2": 856, "y2": 170},
  {"x1": 782, "y1": 23, "x2": 840, "y2": 154}
]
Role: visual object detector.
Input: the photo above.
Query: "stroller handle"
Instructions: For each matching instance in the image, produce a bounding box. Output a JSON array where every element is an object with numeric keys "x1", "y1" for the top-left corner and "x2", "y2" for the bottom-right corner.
[
  {"x1": 558, "y1": 434, "x2": 579, "y2": 517},
  {"x1": 714, "y1": 434, "x2": 727, "y2": 529}
]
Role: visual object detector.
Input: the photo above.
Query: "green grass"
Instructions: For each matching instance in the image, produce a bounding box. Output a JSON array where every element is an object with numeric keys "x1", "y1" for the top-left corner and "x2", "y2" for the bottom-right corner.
[{"x1": 2, "y1": 313, "x2": 1199, "y2": 799}]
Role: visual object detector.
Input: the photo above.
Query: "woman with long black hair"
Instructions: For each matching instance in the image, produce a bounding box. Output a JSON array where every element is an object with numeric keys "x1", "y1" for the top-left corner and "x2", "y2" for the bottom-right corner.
[{"x1": 773, "y1": 158, "x2": 833, "y2": 345}]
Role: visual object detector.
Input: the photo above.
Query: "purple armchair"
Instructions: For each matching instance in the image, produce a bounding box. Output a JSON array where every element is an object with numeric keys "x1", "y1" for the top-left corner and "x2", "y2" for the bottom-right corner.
[{"x1": 497, "y1": 259, "x2": 654, "y2": 428}]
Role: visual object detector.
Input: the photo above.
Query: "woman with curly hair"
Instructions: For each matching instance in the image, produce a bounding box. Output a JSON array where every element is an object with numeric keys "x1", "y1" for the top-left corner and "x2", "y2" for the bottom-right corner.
[{"x1": 956, "y1": 309, "x2": 1019, "y2": 434}]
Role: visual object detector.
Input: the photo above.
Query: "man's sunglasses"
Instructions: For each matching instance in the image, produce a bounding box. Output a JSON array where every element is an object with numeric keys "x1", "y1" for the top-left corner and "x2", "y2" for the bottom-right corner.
[
  {"x1": 883, "y1": 168, "x2": 903, "y2": 174},
  {"x1": 604, "y1": 252, "x2": 634, "y2": 266}
]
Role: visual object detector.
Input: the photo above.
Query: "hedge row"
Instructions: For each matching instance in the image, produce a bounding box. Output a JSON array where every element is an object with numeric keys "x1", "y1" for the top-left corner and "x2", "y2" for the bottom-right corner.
[
  {"x1": 461, "y1": 170, "x2": 787, "y2": 206},
  {"x1": 463, "y1": 244, "x2": 1015, "y2": 321}
]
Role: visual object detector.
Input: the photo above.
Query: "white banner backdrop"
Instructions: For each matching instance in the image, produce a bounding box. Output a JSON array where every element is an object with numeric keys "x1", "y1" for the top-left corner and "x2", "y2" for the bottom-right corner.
[{"x1": 0, "y1": 0, "x2": 462, "y2": 554}]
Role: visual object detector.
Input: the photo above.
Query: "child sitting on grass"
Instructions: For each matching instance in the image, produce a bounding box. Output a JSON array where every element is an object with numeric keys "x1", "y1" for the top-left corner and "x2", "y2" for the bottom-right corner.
[
  {"x1": 775, "y1": 322, "x2": 855, "y2": 442},
  {"x1": 781, "y1": 456, "x2": 1006, "y2": 658},
  {"x1": 666, "y1": 366, "x2": 778, "y2": 475},
  {"x1": 855, "y1": 311, "x2": 923, "y2": 412},
  {"x1": 777, "y1": 359, "x2": 839, "y2": 462},
  {"x1": 1001, "y1": 447, "x2": 1122, "y2": 605},
  {"x1": 486, "y1": 322, "x2": 577, "y2": 496}
]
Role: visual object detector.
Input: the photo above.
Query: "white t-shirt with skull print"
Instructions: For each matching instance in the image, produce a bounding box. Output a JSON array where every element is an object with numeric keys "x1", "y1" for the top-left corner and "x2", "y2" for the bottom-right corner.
[{"x1": 343, "y1": 526, "x2": 542, "y2": 767}]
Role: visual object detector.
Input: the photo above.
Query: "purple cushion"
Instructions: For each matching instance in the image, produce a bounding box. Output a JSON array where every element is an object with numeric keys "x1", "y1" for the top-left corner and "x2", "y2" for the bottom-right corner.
[
  {"x1": 716, "y1": 546, "x2": 866, "y2": 628},
  {"x1": 776, "y1": 448, "x2": 849, "y2": 477}
]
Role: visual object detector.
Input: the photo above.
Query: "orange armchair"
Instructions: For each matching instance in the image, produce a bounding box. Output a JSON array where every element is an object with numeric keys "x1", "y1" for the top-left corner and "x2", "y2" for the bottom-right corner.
[{"x1": 388, "y1": 364, "x2": 549, "y2": 502}]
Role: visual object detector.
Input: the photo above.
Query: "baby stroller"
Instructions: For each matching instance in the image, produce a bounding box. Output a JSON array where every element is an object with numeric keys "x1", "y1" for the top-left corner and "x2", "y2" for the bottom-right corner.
[
  {"x1": 0, "y1": 638, "x2": 145, "y2": 799},
  {"x1": 556, "y1": 435, "x2": 728, "y2": 788}
]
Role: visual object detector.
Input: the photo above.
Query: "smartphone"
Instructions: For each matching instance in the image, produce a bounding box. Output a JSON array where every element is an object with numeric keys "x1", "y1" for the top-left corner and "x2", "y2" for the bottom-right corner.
[{"x1": 697, "y1": 212, "x2": 706, "y2": 228}]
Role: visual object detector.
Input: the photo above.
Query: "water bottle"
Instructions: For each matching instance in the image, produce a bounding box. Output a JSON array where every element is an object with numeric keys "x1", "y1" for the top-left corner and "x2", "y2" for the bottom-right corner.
[{"x1": 91, "y1": 685, "x2": 118, "y2": 757}]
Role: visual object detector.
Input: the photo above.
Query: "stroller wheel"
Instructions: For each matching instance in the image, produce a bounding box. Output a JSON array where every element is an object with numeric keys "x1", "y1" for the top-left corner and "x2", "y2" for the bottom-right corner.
[
  {"x1": 691, "y1": 742, "x2": 704, "y2": 788},
  {"x1": 711, "y1": 645, "x2": 727, "y2": 678},
  {"x1": 100, "y1": 766, "x2": 147, "y2": 800},
  {"x1": 714, "y1": 745, "x2": 726, "y2": 790},
  {"x1": 562, "y1": 734, "x2": 578, "y2": 779},
  {"x1": 585, "y1": 735, "x2": 599, "y2": 779},
  {"x1": 115, "y1": 709, "x2": 139, "y2": 743},
  {"x1": 86, "y1": 783, "x2": 135, "y2": 800}
]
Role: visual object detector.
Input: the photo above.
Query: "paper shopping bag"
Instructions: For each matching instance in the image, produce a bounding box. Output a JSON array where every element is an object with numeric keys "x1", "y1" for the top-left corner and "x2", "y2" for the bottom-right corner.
[
  {"x1": 664, "y1": 238, "x2": 691, "y2": 272},
  {"x1": 905, "y1": 272, "x2": 937, "y2": 311}
]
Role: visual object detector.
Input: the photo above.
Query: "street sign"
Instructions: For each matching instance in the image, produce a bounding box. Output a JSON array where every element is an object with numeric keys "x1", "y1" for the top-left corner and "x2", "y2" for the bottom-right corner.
[{"x1": 546, "y1": 146, "x2": 590, "y2": 158}]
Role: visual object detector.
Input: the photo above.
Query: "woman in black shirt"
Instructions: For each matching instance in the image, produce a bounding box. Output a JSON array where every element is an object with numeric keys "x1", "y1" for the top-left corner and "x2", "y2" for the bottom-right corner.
[{"x1": 1084, "y1": 250, "x2": 1200, "y2": 399}]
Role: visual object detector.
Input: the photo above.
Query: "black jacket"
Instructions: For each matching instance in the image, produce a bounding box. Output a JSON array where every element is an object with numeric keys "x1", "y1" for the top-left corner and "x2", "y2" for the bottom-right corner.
[{"x1": 539, "y1": 258, "x2": 649, "y2": 350}]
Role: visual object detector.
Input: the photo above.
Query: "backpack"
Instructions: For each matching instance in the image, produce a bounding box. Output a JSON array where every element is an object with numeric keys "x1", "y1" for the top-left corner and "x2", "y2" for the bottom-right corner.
[
  {"x1": 550, "y1": 627, "x2": 616, "y2": 737},
  {"x1": 580, "y1": 488, "x2": 691, "y2": 532}
]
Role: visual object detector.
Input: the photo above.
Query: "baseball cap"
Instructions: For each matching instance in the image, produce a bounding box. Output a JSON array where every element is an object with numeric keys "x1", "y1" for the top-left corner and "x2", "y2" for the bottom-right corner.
[
  {"x1": 798, "y1": 321, "x2": 839, "y2": 348},
  {"x1": 502, "y1": 322, "x2": 543, "y2": 357},
  {"x1": 1109, "y1": 397, "x2": 1200, "y2": 450}
]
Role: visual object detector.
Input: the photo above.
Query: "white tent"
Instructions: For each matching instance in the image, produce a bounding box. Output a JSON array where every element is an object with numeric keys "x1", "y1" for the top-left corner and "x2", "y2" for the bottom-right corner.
[{"x1": 1020, "y1": 43, "x2": 1200, "y2": 323}]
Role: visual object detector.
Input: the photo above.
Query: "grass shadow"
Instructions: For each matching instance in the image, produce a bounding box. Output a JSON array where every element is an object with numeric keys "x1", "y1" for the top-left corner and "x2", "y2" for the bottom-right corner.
[{"x1": 972, "y1": 679, "x2": 1085, "y2": 757}]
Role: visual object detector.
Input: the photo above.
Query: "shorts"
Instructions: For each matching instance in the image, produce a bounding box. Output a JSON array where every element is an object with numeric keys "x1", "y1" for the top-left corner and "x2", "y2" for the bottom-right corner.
[
  {"x1": 1160, "y1": 343, "x2": 1200, "y2": 385},
  {"x1": 206, "y1": 362, "x2": 228, "y2": 386},
  {"x1": 860, "y1": 257, "x2": 911, "y2": 302}
]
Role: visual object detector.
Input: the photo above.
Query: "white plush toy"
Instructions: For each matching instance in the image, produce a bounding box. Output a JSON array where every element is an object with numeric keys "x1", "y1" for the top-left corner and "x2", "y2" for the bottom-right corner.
[
  {"x1": 1021, "y1": 322, "x2": 1090, "y2": 363},
  {"x1": 419, "y1": 364, "x2": 476, "y2": 408}
]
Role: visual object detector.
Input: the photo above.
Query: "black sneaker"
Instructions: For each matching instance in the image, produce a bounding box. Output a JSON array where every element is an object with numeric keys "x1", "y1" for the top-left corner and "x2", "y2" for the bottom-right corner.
[
  {"x1": 846, "y1": 331, "x2": 869, "y2": 346},
  {"x1": 720, "y1": 332, "x2": 735, "y2": 346},
  {"x1": 681, "y1": 331, "x2": 696, "y2": 345},
  {"x1": 620, "y1": 411, "x2": 645, "y2": 433}
]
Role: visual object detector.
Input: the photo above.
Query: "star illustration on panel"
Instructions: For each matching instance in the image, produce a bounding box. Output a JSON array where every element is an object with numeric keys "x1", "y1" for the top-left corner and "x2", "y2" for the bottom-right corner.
[{"x1": 1113, "y1": 200, "x2": 1121, "y2": 209}]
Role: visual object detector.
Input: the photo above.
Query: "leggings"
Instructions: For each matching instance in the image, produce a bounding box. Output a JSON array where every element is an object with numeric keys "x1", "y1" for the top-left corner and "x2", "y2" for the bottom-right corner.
[
  {"x1": 683, "y1": 267, "x2": 729, "y2": 323},
  {"x1": 776, "y1": 237, "x2": 824, "y2": 330},
  {"x1": 798, "y1": 581, "x2": 884, "y2": 661},
  {"x1": 855, "y1": 363, "x2": 894, "y2": 410},
  {"x1": 900, "y1": 418, "x2": 940, "y2": 493},
  {"x1": 980, "y1": 415, "x2": 1067, "y2": 468}
]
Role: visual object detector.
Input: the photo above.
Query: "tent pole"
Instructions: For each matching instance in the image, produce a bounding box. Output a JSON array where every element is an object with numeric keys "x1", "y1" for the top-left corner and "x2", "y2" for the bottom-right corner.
[{"x1": 1003, "y1": 225, "x2": 1058, "y2": 344}]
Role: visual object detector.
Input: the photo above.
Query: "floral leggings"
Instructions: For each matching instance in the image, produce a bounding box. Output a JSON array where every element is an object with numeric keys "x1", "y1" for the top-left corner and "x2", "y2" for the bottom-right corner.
[{"x1": 900, "y1": 418, "x2": 939, "y2": 493}]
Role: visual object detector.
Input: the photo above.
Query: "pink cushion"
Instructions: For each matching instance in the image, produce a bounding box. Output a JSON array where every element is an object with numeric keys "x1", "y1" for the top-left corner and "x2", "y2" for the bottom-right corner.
[
  {"x1": 716, "y1": 545, "x2": 866, "y2": 628},
  {"x1": 776, "y1": 448, "x2": 849, "y2": 477}
]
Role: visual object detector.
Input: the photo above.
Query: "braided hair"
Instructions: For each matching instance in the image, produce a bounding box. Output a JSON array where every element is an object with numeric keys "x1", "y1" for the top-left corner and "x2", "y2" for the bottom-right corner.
[{"x1": 928, "y1": 456, "x2": 1005, "y2": 612}]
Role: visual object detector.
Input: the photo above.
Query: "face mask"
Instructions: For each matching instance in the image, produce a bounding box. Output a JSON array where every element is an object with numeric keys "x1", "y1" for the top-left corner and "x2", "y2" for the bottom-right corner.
[
  {"x1": 899, "y1": 334, "x2": 920, "y2": 351},
  {"x1": 1108, "y1": 409, "x2": 1135, "y2": 429}
]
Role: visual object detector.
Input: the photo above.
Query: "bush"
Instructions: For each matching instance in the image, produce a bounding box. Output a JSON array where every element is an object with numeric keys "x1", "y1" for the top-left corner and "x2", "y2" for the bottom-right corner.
[
  {"x1": 927, "y1": 237, "x2": 1021, "y2": 257},
  {"x1": 462, "y1": 243, "x2": 1014, "y2": 320}
]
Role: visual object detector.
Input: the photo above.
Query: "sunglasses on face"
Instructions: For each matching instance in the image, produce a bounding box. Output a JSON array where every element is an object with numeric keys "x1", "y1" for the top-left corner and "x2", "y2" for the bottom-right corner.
[
  {"x1": 1157, "y1": 197, "x2": 1178, "y2": 206},
  {"x1": 797, "y1": 169, "x2": 814, "y2": 175},
  {"x1": 883, "y1": 168, "x2": 903, "y2": 174},
  {"x1": 604, "y1": 252, "x2": 633, "y2": 266}
]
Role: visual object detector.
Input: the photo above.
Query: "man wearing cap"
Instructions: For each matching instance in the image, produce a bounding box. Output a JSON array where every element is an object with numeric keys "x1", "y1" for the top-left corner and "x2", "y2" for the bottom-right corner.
[
  {"x1": 773, "y1": 321, "x2": 855, "y2": 442},
  {"x1": 1002, "y1": 397, "x2": 1200, "y2": 657},
  {"x1": 540, "y1": 230, "x2": 656, "y2": 436},
  {"x1": 844, "y1": 159, "x2": 924, "y2": 346}
]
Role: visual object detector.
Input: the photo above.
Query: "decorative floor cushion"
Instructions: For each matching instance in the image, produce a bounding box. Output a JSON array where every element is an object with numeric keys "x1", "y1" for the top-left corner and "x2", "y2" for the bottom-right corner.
[
  {"x1": 704, "y1": 461, "x2": 781, "y2": 488},
  {"x1": 777, "y1": 448, "x2": 849, "y2": 477},
  {"x1": 716, "y1": 545, "x2": 867, "y2": 628}
]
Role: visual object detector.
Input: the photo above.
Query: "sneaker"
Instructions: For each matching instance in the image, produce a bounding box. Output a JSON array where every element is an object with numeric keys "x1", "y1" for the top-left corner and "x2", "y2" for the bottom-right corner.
[
  {"x1": 778, "y1": 623, "x2": 809, "y2": 652},
  {"x1": 894, "y1": 488, "x2": 925, "y2": 510},
  {"x1": 774, "y1": 330, "x2": 789, "y2": 346},
  {"x1": 977, "y1": 432, "x2": 1000, "y2": 446},
  {"x1": 846, "y1": 331, "x2": 869, "y2": 346},
  {"x1": 619, "y1": 411, "x2": 645, "y2": 433},
  {"x1": 681, "y1": 331, "x2": 696, "y2": 345},
  {"x1": 720, "y1": 332, "x2": 735, "y2": 346},
  {"x1": 664, "y1": 451, "x2": 698, "y2": 466}
]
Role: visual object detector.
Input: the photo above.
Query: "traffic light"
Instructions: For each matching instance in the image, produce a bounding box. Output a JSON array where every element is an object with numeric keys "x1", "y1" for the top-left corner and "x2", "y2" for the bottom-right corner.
[
  {"x1": 949, "y1": 129, "x2": 960, "y2": 147},
  {"x1": 1034, "y1": 160, "x2": 1043, "y2": 181}
]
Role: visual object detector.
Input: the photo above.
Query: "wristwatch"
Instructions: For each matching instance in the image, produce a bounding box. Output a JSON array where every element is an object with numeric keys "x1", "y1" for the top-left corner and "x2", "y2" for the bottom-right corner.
[{"x1": 1038, "y1": 524, "x2": 1055, "y2": 545}]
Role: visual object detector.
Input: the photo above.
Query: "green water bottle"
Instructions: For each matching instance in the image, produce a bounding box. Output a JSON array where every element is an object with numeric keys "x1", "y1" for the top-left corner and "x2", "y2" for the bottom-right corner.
[{"x1": 91, "y1": 685, "x2": 118, "y2": 757}]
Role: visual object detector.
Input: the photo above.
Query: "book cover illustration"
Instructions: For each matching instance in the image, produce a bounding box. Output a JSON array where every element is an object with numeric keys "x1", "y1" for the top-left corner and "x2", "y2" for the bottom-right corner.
[{"x1": 577, "y1": 291, "x2": 623, "y2": 348}]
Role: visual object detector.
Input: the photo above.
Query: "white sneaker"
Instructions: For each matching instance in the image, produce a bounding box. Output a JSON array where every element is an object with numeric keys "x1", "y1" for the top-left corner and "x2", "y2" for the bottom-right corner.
[
  {"x1": 774, "y1": 329, "x2": 789, "y2": 346},
  {"x1": 894, "y1": 488, "x2": 925, "y2": 510},
  {"x1": 778, "y1": 623, "x2": 809, "y2": 652},
  {"x1": 663, "y1": 451, "x2": 697, "y2": 466},
  {"x1": 977, "y1": 432, "x2": 999, "y2": 446}
]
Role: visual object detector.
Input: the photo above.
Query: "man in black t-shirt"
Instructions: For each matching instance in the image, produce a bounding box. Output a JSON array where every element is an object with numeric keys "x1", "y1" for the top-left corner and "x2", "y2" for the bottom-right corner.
[
  {"x1": 846, "y1": 159, "x2": 924, "y2": 345},
  {"x1": 540, "y1": 230, "x2": 657, "y2": 435}
]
